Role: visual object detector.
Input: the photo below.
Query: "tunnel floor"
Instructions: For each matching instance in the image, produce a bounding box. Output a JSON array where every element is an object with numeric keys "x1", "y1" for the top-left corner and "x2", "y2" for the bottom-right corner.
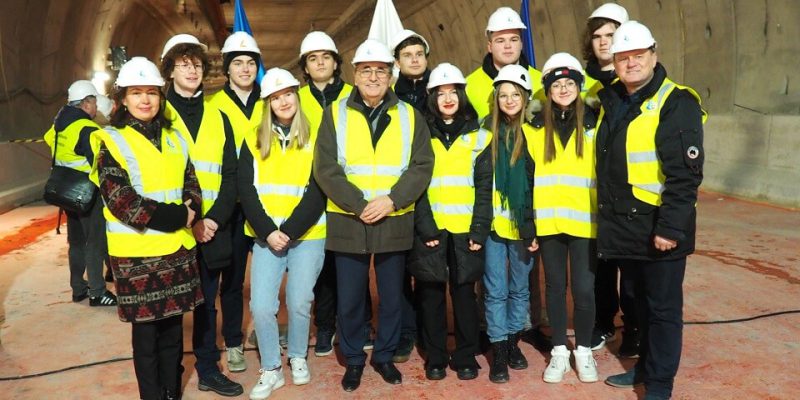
[{"x1": 0, "y1": 192, "x2": 798, "y2": 399}]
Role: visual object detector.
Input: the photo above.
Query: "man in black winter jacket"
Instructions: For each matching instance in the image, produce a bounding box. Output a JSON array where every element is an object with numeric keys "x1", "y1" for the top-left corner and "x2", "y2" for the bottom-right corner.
[{"x1": 597, "y1": 22, "x2": 704, "y2": 400}]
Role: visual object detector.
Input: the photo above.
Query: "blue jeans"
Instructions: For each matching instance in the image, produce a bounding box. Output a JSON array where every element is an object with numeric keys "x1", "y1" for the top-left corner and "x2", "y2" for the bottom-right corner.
[
  {"x1": 483, "y1": 234, "x2": 534, "y2": 343},
  {"x1": 250, "y1": 239, "x2": 325, "y2": 369}
]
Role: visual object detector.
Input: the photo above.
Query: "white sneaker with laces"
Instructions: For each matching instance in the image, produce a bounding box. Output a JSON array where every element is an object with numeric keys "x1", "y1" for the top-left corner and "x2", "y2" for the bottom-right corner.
[
  {"x1": 573, "y1": 345, "x2": 599, "y2": 382},
  {"x1": 290, "y1": 358, "x2": 311, "y2": 385},
  {"x1": 543, "y1": 345, "x2": 571, "y2": 383},
  {"x1": 227, "y1": 344, "x2": 247, "y2": 372},
  {"x1": 250, "y1": 368, "x2": 285, "y2": 400}
]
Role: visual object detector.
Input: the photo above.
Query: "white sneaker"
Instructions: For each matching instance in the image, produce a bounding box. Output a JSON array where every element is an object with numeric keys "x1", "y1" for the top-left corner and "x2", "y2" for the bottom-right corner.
[
  {"x1": 573, "y1": 346, "x2": 599, "y2": 382},
  {"x1": 543, "y1": 345, "x2": 571, "y2": 383},
  {"x1": 250, "y1": 368, "x2": 285, "y2": 400},
  {"x1": 227, "y1": 344, "x2": 247, "y2": 372},
  {"x1": 290, "y1": 358, "x2": 311, "y2": 385}
]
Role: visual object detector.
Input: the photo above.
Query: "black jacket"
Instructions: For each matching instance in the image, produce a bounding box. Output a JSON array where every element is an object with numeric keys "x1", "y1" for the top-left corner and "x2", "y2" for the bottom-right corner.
[
  {"x1": 54, "y1": 105, "x2": 96, "y2": 165},
  {"x1": 394, "y1": 69, "x2": 430, "y2": 112},
  {"x1": 595, "y1": 63, "x2": 704, "y2": 260},
  {"x1": 407, "y1": 118, "x2": 492, "y2": 284}
]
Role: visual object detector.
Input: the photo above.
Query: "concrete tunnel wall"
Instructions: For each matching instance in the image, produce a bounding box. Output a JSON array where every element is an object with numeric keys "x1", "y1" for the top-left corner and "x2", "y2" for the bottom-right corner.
[{"x1": 0, "y1": 0, "x2": 798, "y2": 213}]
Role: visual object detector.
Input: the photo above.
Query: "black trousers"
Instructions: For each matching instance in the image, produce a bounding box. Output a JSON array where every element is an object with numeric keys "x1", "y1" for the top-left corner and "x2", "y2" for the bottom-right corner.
[
  {"x1": 540, "y1": 234, "x2": 596, "y2": 347},
  {"x1": 595, "y1": 259, "x2": 638, "y2": 332},
  {"x1": 335, "y1": 251, "x2": 405, "y2": 365},
  {"x1": 417, "y1": 234, "x2": 479, "y2": 369},
  {"x1": 65, "y1": 195, "x2": 107, "y2": 298},
  {"x1": 313, "y1": 250, "x2": 372, "y2": 332},
  {"x1": 399, "y1": 269, "x2": 418, "y2": 337},
  {"x1": 620, "y1": 258, "x2": 686, "y2": 398},
  {"x1": 132, "y1": 315, "x2": 184, "y2": 400}
]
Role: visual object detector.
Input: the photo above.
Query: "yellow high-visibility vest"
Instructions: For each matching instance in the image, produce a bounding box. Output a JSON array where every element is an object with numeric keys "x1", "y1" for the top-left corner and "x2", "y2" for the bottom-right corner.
[
  {"x1": 465, "y1": 65, "x2": 543, "y2": 120},
  {"x1": 207, "y1": 89, "x2": 263, "y2": 157},
  {"x1": 326, "y1": 98, "x2": 415, "y2": 216},
  {"x1": 242, "y1": 128, "x2": 326, "y2": 240},
  {"x1": 165, "y1": 100, "x2": 226, "y2": 215},
  {"x1": 428, "y1": 128, "x2": 492, "y2": 233},
  {"x1": 597, "y1": 78, "x2": 705, "y2": 206},
  {"x1": 528, "y1": 122, "x2": 598, "y2": 238},
  {"x1": 299, "y1": 83, "x2": 353, "y2": 135},
  {"x1": 90, "y1": 126, "x2": 196, "y2": 257},
  {"x1": 490, "y1": 124, "x2": 535, "y2": 240},
  {"x1": 43, "y1": 119, "x2": 101, "y2": 173}
]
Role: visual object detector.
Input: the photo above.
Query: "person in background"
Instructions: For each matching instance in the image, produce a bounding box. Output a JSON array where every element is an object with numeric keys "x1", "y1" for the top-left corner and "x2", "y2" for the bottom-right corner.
[
  {"x1": 89, "y1": 57, "x2": 203, "y2": 400},
  {"x1": 206, "y1": 31, "x2": 265, "y2": 374},
  {"x1": 581, "y1": 3, "x2": 641, "y2": 358},
  {"x1": 159, "y1": 34, "x2": 242, "y2": 397},
  {"x1": 239, "y1": 68, "x2": 326, "y2": 400},
  {"x1": 528, "y1": 53, "x2": 599, "y2": 384},
  {"x1": 313, "y1": 39, "x2": 433, "y2": 392},
  {"x1": 43, "y1": 80, "x2": 117, "y2": 307},
  {"x1": 407, "y1": 63, "x2": 490, "y2": 381},
  {"x1": 597, "y1": 21, "x2": 705, "y2": 400},
  {"x1": 388, "y1": 28, "x2": 433, "y2": 363},
  {"x1": 482, "y1": 64, "x2": 538, "y2": 384}
]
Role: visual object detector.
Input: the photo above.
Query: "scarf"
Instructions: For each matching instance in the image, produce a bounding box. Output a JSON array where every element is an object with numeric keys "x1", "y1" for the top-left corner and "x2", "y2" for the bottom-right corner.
[{"x1": 494, "y1": 121, "x2": 529, "y2": 231}]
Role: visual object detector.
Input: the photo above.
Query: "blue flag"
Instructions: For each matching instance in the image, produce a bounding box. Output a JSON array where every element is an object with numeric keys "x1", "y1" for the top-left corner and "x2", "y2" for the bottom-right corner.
[
  {"x1": 233, "y1": 0, "x2": 265, "y2": 82},
  {"x1": 520, "y1": 0, "x2": 536, "y2": 68}
]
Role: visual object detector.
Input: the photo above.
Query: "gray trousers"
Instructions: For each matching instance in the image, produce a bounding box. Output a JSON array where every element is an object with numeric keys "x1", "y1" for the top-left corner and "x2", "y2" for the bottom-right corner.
[{"x1": 66, "y1": 195, "x2": 107, "y2": 297}]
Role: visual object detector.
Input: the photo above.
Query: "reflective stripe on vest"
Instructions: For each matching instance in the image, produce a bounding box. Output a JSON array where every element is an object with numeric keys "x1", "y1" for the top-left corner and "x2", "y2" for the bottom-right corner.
[
  {"x1": 427, "y1": 128, "x2": 491, "y2": 233},
  {"x1": 326, "y1": 97, "x2": 415, "y2": 216},
  {"x1": 96, "y1": 126, "x2": 195, "y2": 257},
  {"x1": 244, "y1": 131, "x2": 326, "y2": 240},
  {"x1": 166, "y1": 101, "x2": 227, "y2": 214}
]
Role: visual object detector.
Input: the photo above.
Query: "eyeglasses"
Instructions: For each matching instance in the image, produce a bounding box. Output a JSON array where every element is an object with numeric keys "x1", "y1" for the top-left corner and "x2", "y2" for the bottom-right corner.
[
  {"x1": 175, "y1": 63, "x2": 203, "y2": 72},
  {"x1": 498, "y1": 92, "x2": 522, "y2": 102},
  {"x1": 357, "y1": 68, "x2": 389, "y2": 79},
  {"x1": 550, "y1": 81, "x2": 577, "y2": 91}
]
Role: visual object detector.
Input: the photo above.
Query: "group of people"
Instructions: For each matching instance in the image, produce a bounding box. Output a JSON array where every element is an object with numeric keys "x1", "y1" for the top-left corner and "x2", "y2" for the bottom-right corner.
[{"x1": 45, "y1": 3, "x2": 704, "y2": 400}]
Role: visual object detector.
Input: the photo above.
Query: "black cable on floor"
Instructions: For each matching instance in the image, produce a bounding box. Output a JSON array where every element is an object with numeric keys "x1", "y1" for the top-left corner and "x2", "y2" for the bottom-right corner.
[{"x1": 1, "y1": 308, "x2": 799, "y2": 381}]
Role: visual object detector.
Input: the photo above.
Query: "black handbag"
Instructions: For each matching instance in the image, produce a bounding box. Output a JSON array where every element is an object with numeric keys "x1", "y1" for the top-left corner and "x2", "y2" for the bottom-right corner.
[{"x1": 42, "y1": 127, "x2": 98, "y2": 214}]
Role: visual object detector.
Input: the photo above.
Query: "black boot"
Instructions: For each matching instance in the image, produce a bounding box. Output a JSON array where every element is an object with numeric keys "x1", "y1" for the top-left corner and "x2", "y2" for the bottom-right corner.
[
  {"x1": 489, "y1": 340, "x2": 509, "y2": 383},
  {"x1": 507, "y1": 331, "x2": 528, "y2": 370}
]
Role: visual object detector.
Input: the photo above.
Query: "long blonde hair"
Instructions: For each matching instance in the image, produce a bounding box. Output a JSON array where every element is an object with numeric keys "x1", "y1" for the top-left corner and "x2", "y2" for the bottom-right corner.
[
  {"x1": 256, "y1": 90, "x2": 310, "y2": 159},
  {"x1": 490, "y1": 82, "x2": 529, "y2": 167},
  {"x1": 542, "y1": 93, "x2": 586, "y2": 163}
]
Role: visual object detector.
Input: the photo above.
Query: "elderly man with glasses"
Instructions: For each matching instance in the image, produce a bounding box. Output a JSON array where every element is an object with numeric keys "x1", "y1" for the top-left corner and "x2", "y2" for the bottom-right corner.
[{"x1": 313, "y1": 39, "x2": 433, "y2": 392}]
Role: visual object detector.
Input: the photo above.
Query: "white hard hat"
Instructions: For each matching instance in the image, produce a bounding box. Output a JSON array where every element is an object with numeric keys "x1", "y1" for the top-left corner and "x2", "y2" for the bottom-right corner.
[
  {"x1": 389, "y1": 29, "x2": 430, "y2": 55},
  {"x1": 259, "y1": 68, "x2": 300, "y2": 98},
  {"x1": 67, "y1": 80, "x2": 99, "y2": 102},
  {"x1": 493, "y1": 64, "x2": 531, "y2": 92},
  {"x1": 221, "y1": 31, "x2": 261, "y2": 54},
  {"x1": 610, "y1": 21, "x2": 656, "y2": 54},
  {"x1": 115, "y1": 57, "x2": 165, "y2": 87},
  {"x1": 486, "y1": 7, "x2": 527, "y2": 35},
  {"x1": 351, "y1": 39, "x2": 394, "y2": 65},
  {"x1": 541, "y1": 52, "x2": 584, "y2": 76},
  {"x1": 161, "y1": 33, "x2": 208, "y2": 60},
  {"x1": 427, "y1": 63, "x2": 466, "y2": 90},
  {"x1": 96, "y1": 95, "x2": 114, "y2": 119},
  {"x1": 588, "y1": 3, "x2": 629, "y2": 25},
  {"x1": 300, "y1": 31, "x2": 338, "y2": 57}
]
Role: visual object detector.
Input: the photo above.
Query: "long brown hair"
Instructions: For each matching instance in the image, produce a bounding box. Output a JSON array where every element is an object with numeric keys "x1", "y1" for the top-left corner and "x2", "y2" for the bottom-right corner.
[
  {"x1": 256, "y1": 89, "x2": 310, "y2": 159},
  {"x1": 542, "y1": 91, "x2": 585, "y2": 163},
  {"x1": 490, "y1": 82, "x2": 529, "y2": 167}
]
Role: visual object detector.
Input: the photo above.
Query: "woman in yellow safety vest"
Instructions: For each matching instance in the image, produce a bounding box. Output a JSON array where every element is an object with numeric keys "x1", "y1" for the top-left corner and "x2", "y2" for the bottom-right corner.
[
  {"x1": 482, "y1": 64, "x2": 539, "y2": 384},
  {"x1": 237, "y1": 68, "x2": 326, "y2": 400},
  {"x1": 529, "y1": 53, "x2": 600, "y2": 385},
  {"x1": 406, "y1": 63, "x2": 490, "y2": 381},
  {"x1": 90, "y1": 57, "x2": 203, "y2": 400}
]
